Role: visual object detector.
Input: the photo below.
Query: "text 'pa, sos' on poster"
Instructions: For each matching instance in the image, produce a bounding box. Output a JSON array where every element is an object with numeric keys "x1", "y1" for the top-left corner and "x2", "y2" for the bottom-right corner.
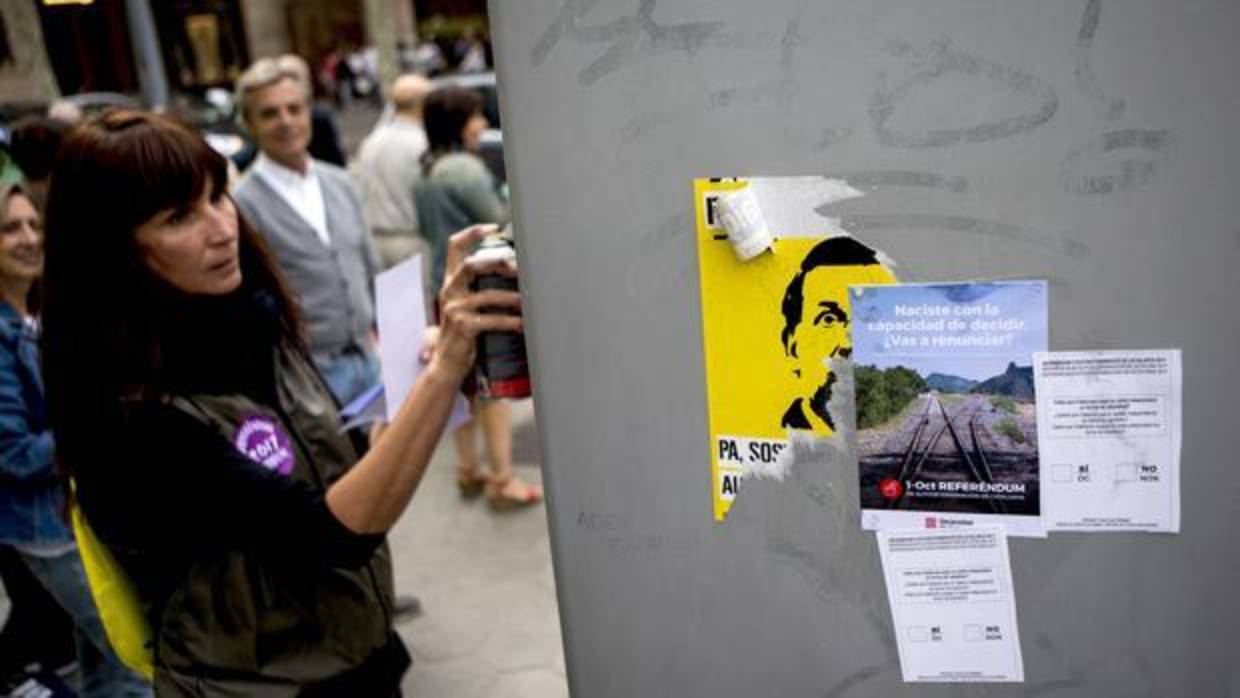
[{"x1": 694, "y1": 177, "x2": 897, "y2": 521}]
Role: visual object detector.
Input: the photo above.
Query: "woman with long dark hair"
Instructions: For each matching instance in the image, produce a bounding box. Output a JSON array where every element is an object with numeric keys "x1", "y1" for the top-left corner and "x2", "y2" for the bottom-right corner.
[
  {"x1": 40, "y1": 110, "x2": 521, "y2": 695},
  {"x1": 416, "y1": 86, "x2": 541, "y2": 511},
  {"x1": 0, "y1": 183, "x2": 151, "y2": 696}
]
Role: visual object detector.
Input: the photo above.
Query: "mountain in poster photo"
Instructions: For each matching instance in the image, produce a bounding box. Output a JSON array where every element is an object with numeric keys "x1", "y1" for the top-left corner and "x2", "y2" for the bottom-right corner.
[
  {"x1": 924, "y1": 372, "x2": 977, "y2": 393},
  {"x1": 972, "y1": 362, "x2": 1035, "y2": 401}
]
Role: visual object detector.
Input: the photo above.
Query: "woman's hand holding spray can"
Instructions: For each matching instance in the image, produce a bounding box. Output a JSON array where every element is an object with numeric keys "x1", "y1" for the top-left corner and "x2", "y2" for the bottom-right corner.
[{"x1": 467, "y1": 228, "x2": 531, "y2": 399}]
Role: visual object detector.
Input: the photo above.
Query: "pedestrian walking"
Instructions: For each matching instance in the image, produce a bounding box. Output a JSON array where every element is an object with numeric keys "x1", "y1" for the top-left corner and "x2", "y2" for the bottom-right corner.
[
  {"x1": 417, "y1": 86, "x2": 542, "y2": 510},
  {"x1": 352, "y1": 74, "x2": 433, "y2": 274}
]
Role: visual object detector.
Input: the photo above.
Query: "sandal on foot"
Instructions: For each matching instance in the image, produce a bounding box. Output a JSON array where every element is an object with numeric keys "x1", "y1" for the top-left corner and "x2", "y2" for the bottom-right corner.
[
  {"x1": 486, "y1": 476, "x2": 543, "y2": 512},
  {"x1": 456, "y1": 467, "x2": 488, "y2": 499}
]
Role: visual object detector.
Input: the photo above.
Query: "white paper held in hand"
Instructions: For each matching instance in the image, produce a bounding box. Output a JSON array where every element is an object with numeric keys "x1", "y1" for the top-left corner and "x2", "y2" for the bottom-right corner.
[{"x1": 375, "y1": 253, "x2": 471, "y2": 429}]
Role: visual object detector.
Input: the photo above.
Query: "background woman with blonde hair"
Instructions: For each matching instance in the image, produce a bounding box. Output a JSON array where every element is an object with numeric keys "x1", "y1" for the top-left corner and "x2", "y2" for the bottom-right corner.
[{"x1": 0, "y1": 182, "x2": 150, "y2": 696}]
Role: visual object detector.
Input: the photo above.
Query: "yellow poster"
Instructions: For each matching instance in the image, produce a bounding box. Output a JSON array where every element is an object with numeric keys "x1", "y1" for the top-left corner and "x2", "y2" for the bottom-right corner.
[{"x1": 694, "y1": 178, "x2": 898, "y2": 520}]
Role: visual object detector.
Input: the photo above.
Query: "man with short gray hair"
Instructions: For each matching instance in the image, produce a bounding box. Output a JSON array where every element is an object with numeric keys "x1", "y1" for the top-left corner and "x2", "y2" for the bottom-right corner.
[
  {"x1": 231, "y1": 55, "x2": 346, "y2": 171},
  {"x1": 352, "y1": 73, "x2": 434, "y2": 271},
  {"x1": 233, "y1": 55, "x2": 381, "y2": 407}
]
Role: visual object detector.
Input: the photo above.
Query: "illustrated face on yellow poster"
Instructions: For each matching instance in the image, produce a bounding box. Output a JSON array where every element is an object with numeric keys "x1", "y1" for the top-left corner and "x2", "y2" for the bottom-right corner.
[{"x1": 694, "y1": 178, "x2": 897, "y2": 521}]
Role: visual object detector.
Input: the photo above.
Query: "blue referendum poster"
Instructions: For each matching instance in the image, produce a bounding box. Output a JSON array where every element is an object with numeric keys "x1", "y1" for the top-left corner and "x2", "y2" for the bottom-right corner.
[{"x1": 850, "y1": 281, "x2": 1048, "y2": 537}]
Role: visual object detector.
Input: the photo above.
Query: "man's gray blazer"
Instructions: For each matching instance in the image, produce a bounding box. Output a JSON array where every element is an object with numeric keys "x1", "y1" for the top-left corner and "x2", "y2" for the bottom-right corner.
[{"x1": 233, "y1": 161, "x2": 380, "y2": 358}]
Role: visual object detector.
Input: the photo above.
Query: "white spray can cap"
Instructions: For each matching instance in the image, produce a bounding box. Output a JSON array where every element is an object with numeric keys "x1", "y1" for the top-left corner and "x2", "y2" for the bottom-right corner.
[{"x1": 716, "y1": 188, "x2": 773, "y2": 261}]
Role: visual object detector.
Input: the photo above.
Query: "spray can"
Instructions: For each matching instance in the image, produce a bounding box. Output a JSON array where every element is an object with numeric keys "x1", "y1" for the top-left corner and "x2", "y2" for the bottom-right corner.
[{"x1": 470, "y1": 231, "x2": 531, "y2": 399}]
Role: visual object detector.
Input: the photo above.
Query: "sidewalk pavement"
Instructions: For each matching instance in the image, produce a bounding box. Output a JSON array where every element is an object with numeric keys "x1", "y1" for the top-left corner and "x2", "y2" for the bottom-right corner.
[{"x1": 393, "y1": 398, "x2": 567, "y2": 697}]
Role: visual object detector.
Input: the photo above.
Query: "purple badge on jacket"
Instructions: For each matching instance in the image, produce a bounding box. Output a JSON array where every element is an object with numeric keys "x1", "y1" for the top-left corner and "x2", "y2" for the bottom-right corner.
[{"x1": 233, "y1": 415, "x2": 295, "y2": 476}]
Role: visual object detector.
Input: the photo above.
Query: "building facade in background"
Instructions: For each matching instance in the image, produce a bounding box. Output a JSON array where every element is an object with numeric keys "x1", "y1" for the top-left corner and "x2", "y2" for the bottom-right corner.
[
  {"x1": 1, "y1": 0, "x2": 487, "y2": 105},
  {"x1": 0, "y1": 1, "x2": 71, "y2": 106}
]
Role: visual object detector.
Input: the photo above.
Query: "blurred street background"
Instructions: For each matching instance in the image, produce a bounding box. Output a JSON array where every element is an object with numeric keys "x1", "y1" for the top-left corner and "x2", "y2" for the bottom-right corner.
[{"x1": 0, "y1": 1, "x2": 567, "y2": 696}]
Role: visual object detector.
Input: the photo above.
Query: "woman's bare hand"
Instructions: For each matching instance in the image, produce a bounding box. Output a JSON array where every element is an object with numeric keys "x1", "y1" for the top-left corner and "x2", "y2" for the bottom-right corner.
[{"x1": 419, "y1": 326, "x2": 440, "y2": 364}]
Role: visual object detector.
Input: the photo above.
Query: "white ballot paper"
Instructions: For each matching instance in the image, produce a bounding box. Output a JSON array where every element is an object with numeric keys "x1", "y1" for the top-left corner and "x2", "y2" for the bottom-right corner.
[
  {"x1": 877, "y1": 526, "x2": 1024, "y2": 683},
  {"x1": 375, "y1": 254, "x2": 471, "y2": 428},
  {"x1": 1034, "y1": 350, "x2": 1181, "y2": 533}
]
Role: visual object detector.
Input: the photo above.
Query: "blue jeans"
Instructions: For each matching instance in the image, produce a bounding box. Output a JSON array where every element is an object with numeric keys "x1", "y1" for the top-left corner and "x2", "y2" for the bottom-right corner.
[
  {"x1": 314, "y1": 343, "x2": 381, "y2": 407},
  {"x1": 19, "y1": 546, "x2": 152, "y2": 698}
]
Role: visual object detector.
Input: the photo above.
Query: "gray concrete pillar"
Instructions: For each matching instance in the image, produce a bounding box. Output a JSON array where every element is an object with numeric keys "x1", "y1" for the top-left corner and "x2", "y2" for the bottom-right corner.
[{"x1": 124, "y1": 0, "x2": 170, "y2": 108}]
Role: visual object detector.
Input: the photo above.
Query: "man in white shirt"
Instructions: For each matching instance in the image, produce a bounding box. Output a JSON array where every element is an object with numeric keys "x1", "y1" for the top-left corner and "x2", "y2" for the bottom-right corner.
[
  {"x1": 232, "y1": 56, "x2": 382, "y2": 407},
  {"x1": 352, "y1": 74, "x2": 433, "y2": 271}
]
